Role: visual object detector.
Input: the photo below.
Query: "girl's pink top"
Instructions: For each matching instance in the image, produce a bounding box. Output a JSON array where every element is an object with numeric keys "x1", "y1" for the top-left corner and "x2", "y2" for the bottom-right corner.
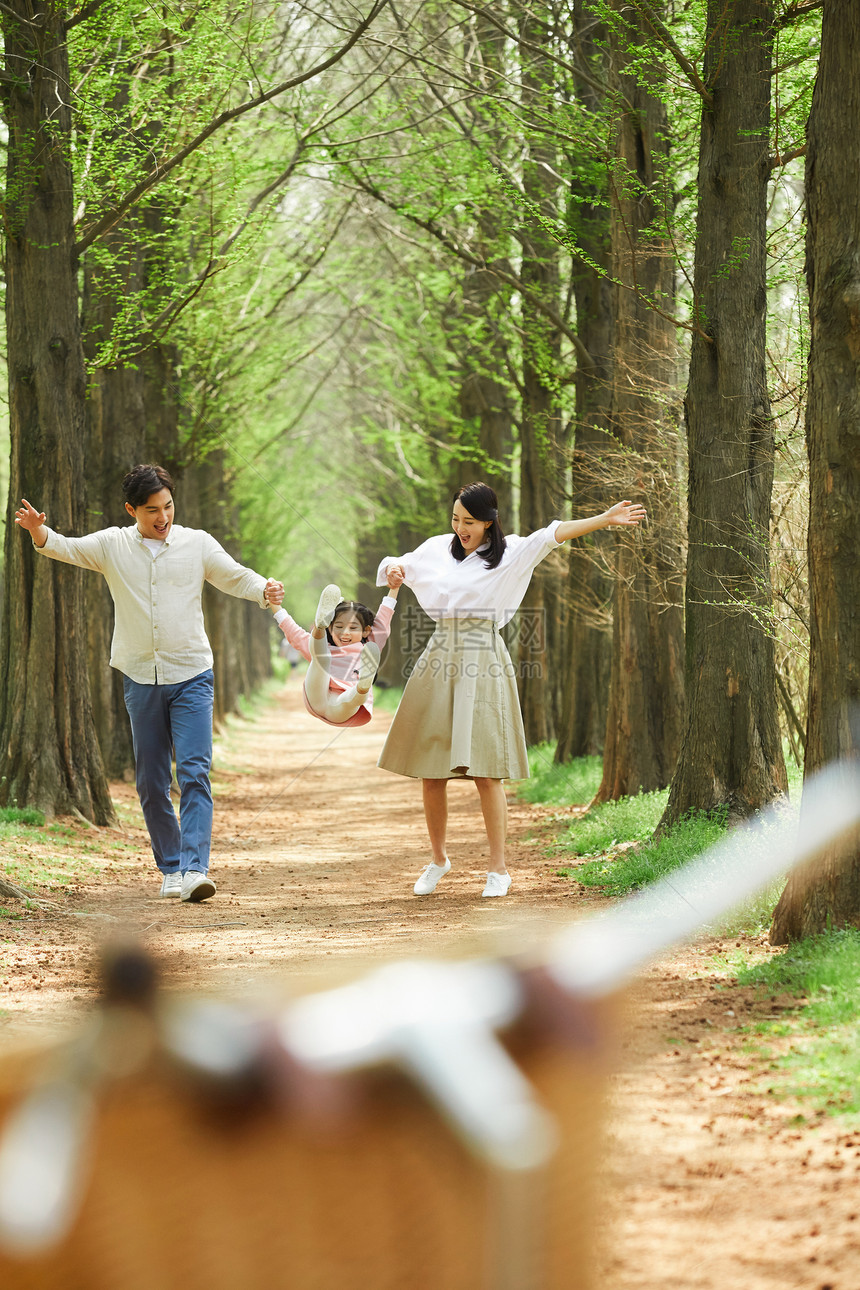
[{"x1": 275, "y1": 597, "x2": 396, "y2": 727}]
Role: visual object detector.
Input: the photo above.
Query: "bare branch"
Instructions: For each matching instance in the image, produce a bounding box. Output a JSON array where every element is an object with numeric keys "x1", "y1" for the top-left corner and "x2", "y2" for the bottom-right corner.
[
  {"x1": 627, "y1": 0, "x2": 713, "y2": 106},
  {"x1": 65, "y1": 0, "x2": 114, "y2": 31},
  {"x1": 246, "y1": 358, "x2": 342, "y2": 464},
  {"x1": 769, "y1": 144, "x2": 806, "y2": 171},
  {"x1": 449, "y1": 0, "x2": 617, "y2": 107},
  {"x1": 343, "y1": 164, "x2": 596, "y2": 370},
  {"x1": 775, "y1": 668, "x2": 807, "y2": 751},
  {"x1": 778, "y1": 0, "x2": 823, "y2": 25},
  {"x1": 0, "y1": 3, "x2": 45, "y2": 29}
]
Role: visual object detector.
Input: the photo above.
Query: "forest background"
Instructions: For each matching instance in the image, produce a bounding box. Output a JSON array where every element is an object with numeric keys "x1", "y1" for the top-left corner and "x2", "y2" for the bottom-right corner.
[{"x1": 0, "y1": 0, "x2": 856, "y2": 941}]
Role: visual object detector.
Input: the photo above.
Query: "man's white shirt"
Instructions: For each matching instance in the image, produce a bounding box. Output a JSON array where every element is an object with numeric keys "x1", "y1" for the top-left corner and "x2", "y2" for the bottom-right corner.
[{"x1": 36, "y1": 523, "x2": 267, "y2": 684}]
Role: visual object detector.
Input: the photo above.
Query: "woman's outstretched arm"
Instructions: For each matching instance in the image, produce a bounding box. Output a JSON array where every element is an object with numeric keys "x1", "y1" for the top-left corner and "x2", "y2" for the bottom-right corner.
[{"x1": 554, "y1": 499, "x2": 645, "y2": 543}]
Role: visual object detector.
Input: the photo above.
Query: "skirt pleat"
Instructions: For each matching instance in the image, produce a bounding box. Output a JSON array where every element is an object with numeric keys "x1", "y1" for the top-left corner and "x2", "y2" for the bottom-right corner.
[{"x1": 377, "y1": 618, "x2": 529, "y2": 780}]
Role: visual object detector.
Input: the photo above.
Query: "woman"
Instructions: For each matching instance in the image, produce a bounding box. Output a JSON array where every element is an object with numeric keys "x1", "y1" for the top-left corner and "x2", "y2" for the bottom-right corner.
[{"x1": 376, "y1": 482, "x2": 645, "y2": 898}]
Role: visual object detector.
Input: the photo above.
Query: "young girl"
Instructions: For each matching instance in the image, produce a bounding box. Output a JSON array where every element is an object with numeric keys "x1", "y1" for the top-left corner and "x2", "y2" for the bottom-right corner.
[{"x1": 270, "y1": 570, "x2": 402, "y2": 727}]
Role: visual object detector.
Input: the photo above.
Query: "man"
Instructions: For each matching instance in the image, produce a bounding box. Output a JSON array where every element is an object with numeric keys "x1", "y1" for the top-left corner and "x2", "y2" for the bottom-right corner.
[{"x1": 14, "y1": 464, "x2": 283, "y2": 903}]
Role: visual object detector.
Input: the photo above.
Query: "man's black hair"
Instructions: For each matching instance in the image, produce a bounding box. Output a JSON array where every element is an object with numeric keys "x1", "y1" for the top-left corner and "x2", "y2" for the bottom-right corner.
[{"x1": 122, "y1": 464, "x2": 175, "y2": 509}]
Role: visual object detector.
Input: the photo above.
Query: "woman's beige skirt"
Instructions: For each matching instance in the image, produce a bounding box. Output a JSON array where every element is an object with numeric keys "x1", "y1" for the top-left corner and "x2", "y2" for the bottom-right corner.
[{"x1": 377, "y1": 617, "x2": 529, "y2": 780}]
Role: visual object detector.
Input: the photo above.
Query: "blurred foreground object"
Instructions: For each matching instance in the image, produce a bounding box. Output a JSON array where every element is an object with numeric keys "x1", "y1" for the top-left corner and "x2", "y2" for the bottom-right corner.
[{"x1": 0, "y1": 762, "x2": 858, "y2": 1290}]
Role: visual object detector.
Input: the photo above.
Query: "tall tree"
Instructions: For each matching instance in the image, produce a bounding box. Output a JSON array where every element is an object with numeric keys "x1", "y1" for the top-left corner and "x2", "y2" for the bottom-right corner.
[
  {"x1": 555, "y1": 1, "x2": 614, "y2": 764},
  {"x1": 660, "y1": 0, "x2": 787, "y2": 826},
  {"x1": 452, "y1": 9, "x2": 515, "y2": 505},
  {"x1": 192, "y1": 450, "x2": 274, "y2": 723},
  {"x1": 0, "y1": 2, "x2": 114, "y2": 820},
  {"x1": 0, "y1": 0, "x2": 387, "y2": 817},
  {"x1": 593, "y1": 0, "x2": 685, "y2": 801},
  {"x1": 517, "y1": 4, "x2": 567, "y2": 745},
  {"x1": 770, "y1": 0, "x2": 860, "y2": 942},
  {"x1": 81, "y1": 193, "x2": 180, "y2": 776}
]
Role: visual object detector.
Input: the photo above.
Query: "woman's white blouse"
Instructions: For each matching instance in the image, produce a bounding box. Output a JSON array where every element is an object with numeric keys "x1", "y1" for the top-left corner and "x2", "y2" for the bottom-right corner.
[{"x1": 376, "y1": 521, "x2": 562, "y2": 626}]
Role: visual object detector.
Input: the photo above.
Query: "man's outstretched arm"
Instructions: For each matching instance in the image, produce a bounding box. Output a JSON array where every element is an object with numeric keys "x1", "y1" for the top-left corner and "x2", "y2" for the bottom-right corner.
[
  {"x1": 13, "y1": 498, "x2": 106, "y2": 572},
  {"x1": 14, "y1": 499, "x2": 48, "y2": 547}
]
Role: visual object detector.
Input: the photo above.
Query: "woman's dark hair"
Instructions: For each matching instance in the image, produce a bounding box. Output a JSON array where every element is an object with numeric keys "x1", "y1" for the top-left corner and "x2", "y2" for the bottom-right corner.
[
  {"x1": 122, "y1": 464, "x2": 175, "y2": 509},
  {"x1": 450, "y1": 481, "x2": 507, "y2": 570},
  {"x1": 327, "y1": 600, "x2": 375, "y2": 645}
]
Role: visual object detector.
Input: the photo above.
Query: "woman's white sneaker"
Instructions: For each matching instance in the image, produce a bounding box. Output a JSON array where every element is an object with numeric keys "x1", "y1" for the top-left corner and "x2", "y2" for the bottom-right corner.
[
  {"x1": 413, "y1": 858, "x2": 451, "y2": 895},
  {"x1": 481, "y1": 871, "x2": 511, "y2": 898}
]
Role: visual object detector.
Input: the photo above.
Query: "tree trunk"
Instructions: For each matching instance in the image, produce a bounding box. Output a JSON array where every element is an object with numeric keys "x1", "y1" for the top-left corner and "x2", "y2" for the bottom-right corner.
[
  {"x1": 770, "y1": 0, "x2": 860, "y2": 942},
  {"x1": 82, "y1": 320, "x2": 192, "y2": 769},
  {"x1": 555, "y1": 2, "x2": 614, "y2": 764},
  {"x1": 196, "y1": 449, "x2": 273, "y2": 726},
  {"x1": 593, "y1": 0, "x2": 685, "y2": 802},
  {"x1": 0, "y1": 3, "x2": 114, "y2": 821},
  {"x1": 455, "y1": 259, "x2": 515, "y2": 508},
  {"x1": 454, "y1": 12, "x2": 515, "y2": 509},
  {"x1": 81, "y1": 223, "x2": 151, "y2": 778},
  {"x1": 660, "y1": 0, "x2": 786, "y2": 827},
  {"x1": 518, "y1": 4, "x2": 566, "y2": 745}
]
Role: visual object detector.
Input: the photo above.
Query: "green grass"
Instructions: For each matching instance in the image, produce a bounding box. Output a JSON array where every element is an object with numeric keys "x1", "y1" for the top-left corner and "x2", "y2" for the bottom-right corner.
[
  {"x1": 560, "y1": 789, "x2": 671, "y2": 865},
  {"x1": 517, "y1": 743, "x2": 860, "y2": 1118},
  {"x1": 734, "y1": 929, "x2": 860, "y2": 1118},
  {"x1": 516, "y1": 752, "x2": 723, "y2": 903},
  {"x1": 0, "y1": 817, "x2": 46, "y2": 847},
  {"x1": 0, "y1": 813, "x2": 114, "y2": 892},
  {"x1": 556, "y1": 796, "x2": 796, "y2": 935},
  {"x1": 738, "y1": 929, "x2": 860, "y2": 1027},
  {"x1": 518, "y1": 741, "x2": 806, "y2": 934},
  {"x1": 371, "y1": 684, "x2": 404, "y2": 713},
  {"x1": 572, "y1": 802, "x2": 724, "y2": 892},
  {"x1": 517, "y1": 744, "x2": 603, "y2": 804},
  {"x1": 0, "y1": 806, "x2": 45, "y2": 826},
  {"x1": 3, "y1": 850, "x2": 100, "y2": 891}
]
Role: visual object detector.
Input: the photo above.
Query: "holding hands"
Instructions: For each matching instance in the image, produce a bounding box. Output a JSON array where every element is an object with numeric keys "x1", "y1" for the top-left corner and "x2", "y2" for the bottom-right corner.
[
  {"x1": 386, "y1": 564, "x2": 405, "y2": 590},
  {"x1": 264, "y1": 579, "x2": 284, "y2": 608}
]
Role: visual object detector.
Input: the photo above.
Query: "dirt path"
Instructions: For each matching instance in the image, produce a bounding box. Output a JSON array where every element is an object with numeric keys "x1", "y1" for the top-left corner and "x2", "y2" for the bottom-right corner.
[{"x1": 1, "y1": 676, "x2": 858, "y2": 1287}]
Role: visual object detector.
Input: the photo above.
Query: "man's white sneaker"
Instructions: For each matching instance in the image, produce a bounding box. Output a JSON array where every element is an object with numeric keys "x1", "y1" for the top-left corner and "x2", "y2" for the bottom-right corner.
[
  {"x1": 315, "y1": 584, "x2": 342, "y2": 629},
  {"x1": 413, "y1": 858, "x2": 451, "y2": 895},
  {"x1": 358, "y1": 641, "x2": 381, "y2": 690},
  {"x1": 181, "y1": 871, "x2": 217, "y2": 902},
  {"x1": 481, "y1": 871, "x2": 511, "y2": 898},
  {"x1": 159, "y1": 871, "x2": 182, "y2": 898}
]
